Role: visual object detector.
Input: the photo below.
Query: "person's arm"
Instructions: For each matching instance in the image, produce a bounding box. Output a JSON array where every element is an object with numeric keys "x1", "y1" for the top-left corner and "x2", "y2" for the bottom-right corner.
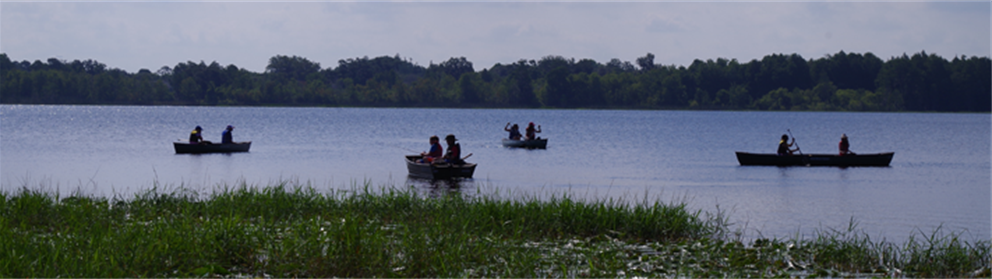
[{"x1": 536, "y1": 125, "x2": 541, "y2": 133}]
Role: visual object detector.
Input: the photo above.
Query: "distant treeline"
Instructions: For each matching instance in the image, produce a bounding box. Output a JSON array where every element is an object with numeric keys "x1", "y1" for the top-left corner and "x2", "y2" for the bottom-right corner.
[{"x1": 1, "y1": 51, "x2": 988, "y2": 111}]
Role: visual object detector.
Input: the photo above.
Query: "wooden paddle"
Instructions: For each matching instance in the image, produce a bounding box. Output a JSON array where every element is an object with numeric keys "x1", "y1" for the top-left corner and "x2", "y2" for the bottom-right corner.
[
  {"x1": 461, "y1": 153, "x2": 473, "y2": 160},
  {"x1": 787, "y1": 129, "x2": 802, "y2": 155}
]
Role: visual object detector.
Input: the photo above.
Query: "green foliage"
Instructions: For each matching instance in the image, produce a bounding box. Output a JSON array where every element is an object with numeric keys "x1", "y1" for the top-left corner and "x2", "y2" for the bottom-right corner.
[
  {"x1": 1, "y1": 51, "x2": 988, "y2": 111},
  {"x1": 1, "y1": 184, "x2": 988, "y2": 277}
]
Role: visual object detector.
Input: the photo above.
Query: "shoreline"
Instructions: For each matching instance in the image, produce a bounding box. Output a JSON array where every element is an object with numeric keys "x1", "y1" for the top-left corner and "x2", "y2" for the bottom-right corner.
[{"x1": 2, "y1": 183, "x2": 988, "y2": 277}]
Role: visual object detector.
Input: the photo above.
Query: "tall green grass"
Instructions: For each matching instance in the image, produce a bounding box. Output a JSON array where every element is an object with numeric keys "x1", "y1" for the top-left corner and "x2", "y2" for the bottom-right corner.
[{"x1": 1, "y1": 182, "x2": 988, "y2": 277}]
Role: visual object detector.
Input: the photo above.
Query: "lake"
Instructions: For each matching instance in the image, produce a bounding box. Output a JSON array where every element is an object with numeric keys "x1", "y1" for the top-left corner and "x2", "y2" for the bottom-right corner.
[{"x1": 1, "y1": 104, "x2": 989, "y2": 243}]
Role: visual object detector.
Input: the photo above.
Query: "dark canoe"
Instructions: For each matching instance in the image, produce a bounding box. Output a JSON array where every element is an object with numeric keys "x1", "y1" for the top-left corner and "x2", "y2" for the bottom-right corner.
[
  {"x1": 405, "y1": 155, "x2": 477, "y2": 179},
  {"x1": 501, "y1": 138, "x2": 548, "y2": 149},
  {"x1": 735, "y1": 151, "x2": 894, "y2": 167},
  {"x1": 174, "y1": 141, "x2": 251, "y2": 154}
]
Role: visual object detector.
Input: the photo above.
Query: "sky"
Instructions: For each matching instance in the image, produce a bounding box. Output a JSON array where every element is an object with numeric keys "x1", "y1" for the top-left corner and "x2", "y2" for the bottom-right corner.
[{"x1": 1, "y1": 1, "x2": 989, "y2": 74}]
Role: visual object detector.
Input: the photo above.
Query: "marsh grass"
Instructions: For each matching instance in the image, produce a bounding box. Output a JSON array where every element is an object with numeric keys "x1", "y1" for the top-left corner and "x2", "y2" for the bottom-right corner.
[{"x1": 1, "y1": 182, "x2": 988, "y2": 277}]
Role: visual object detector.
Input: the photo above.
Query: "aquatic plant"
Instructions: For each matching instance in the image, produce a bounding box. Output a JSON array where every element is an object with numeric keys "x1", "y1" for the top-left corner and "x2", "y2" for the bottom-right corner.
[{"x1": 0, "y1": 182, "x2": 988, "y2": 277}]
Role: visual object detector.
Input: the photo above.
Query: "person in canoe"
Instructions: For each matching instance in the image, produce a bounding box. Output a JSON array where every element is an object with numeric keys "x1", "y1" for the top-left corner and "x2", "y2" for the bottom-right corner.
[
  {"x1": 221, "y1": 125, "x2": 235, "y2": 144},
  {"x1": 419, "y1": 135, "x2": 443, "y2": 163},
  {"x1": 839, "y1": 134, "x2": 856, "y2": 156},
  {"x1": 525, "y1": 122, "x2": 542, "y2": 140},
  {"x1": 777, "y1": 134, "x2": 798, "y2": 156},
  {"x1": 189, "y1": 126, "x2": 212, "y2": 144},
  {"x1": 504, "y1": 123, "x2": 522, "y2": 140},
  {"x1": 443, "y1": 134, "x2": 464, "y2": 164}
]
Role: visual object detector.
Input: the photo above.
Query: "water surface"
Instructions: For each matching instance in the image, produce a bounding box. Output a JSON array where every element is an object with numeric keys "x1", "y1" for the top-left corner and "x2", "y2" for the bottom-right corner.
[{"x1": 2, "y1": 105, "x2": 988, "y2": 242}]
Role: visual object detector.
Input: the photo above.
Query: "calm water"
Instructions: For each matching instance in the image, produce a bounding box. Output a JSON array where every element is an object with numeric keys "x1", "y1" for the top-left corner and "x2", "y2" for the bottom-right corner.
[{"x1": 2, "y1": 105, "x2": 989, "y2": 242}]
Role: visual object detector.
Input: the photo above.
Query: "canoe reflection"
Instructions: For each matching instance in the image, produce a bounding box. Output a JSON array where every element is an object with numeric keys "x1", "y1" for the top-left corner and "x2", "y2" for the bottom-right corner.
[{"x1": 405, "y1": 176, "x2": 476, "y2": 196}]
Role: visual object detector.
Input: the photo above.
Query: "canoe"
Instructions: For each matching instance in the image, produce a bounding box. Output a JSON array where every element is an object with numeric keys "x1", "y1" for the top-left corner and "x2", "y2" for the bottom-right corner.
[
  {"x1": 735, "y1": 151, "x2": 894, "y2": 167},
  {"x1": 501, "y1": 138, "x2": 548, "y2": 149},
  {"x1": 174, "y1": 141, "x2": 251, "y2": 154},
  {"x1": 405, "y1": 155, "x2": 476, "y2": 179}
]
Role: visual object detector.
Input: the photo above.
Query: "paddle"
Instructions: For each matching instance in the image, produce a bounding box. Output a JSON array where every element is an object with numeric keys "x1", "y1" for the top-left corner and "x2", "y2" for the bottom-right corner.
[
  {"x1": 461, "y1": 153, "x2": 473, "y2": 160},
  {"x1": 787, "y1": 129, "x2": 802, "y2": 155}
]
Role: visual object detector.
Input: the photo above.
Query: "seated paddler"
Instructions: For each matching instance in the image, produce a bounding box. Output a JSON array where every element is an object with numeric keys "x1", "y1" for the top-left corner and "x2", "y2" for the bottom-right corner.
[
  {"x1": 442, "y1": 134, "x2": 464, "y2": 164},
  {"x1": 189, "y1": 126, "x2": 212, "y2": 145},
  {"x1": 221, "y1": 125, "x2": 234, "y2": 144},
  {"x1": 419, "y1": 135, "x2": 443, "y2": 163},
  {"x1": 777, "y1": 134, "x2": 797, "y2": 156}
]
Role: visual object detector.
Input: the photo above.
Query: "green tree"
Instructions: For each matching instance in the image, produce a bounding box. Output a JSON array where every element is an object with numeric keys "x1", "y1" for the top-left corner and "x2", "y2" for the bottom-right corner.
[
  {"x1": 539, "y1": 66, "x2": 570, "y2": 107},
  {"x1": 636, "y1": 53, "x2": 656, "y2": 71},
  {"x1": 433, "y1": 57, "x2": 474, "y2": 80},
  {"x1": 457, "y1": 72, "x2": 482, "y2": 105},
  {"x1": 266, "y1": 55, "x2": 321, "y2": 82},
  {"x1": 809, "y1": 51, "x2": 883, "y2": 91}
]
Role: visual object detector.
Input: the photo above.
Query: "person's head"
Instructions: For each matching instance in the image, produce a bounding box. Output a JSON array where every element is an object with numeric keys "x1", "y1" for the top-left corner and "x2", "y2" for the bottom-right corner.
[
  {"x1": 195, "y1": 126, "x2": 202, "y2": 131},
  {"x1": 781, "y1": 134, "x2": 789, "y2": 141},
  {"x1": 430, "y1": 135, "x2": 439, "y2": 144},
  {"x1": 445, "y1": 134, "x2": 457, "y2": 144},
  {"x1": 227, "y1": 125, "x2": 234, "y2": 131},
  {"x1": 528, "y1": 122, "x2": 535, "y2": 127},
  {"x1": 512, "y1": 124, "x2": 518, "y2": 130},
  {"x1": 841, "y1": 133, "x2": 847, "y2": 139}
]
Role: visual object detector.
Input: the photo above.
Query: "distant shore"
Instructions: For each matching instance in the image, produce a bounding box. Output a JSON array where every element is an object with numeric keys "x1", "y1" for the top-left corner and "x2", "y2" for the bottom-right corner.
[
  {"x1": 2, "y1": 183, "x2": 988, "y2": 277},
  {"x1": 3, "y1": 51, "x2": 989, "y2": 112}
]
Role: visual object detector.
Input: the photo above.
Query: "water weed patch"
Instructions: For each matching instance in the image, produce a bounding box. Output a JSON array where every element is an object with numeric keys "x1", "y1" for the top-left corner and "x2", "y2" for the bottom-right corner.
[{"x1": 1, "y1": 183, "x2": 988, "y2": 277}]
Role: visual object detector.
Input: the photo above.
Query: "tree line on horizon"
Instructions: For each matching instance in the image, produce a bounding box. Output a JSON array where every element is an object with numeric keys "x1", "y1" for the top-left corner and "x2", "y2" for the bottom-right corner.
[{"x1": 0, "y1": 51, "x2": 989, "y2": 112}]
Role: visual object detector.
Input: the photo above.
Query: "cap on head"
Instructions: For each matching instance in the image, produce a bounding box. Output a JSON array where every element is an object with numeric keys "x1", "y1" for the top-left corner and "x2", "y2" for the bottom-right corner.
[
  {"x1": 445, "y1": 134, "x2": 457, "y2": 141},
  {"x1": 781, "y1": 134, "x2": 789, "y2": 140},
  {"x1": 195, "y1": 126, "x2": 202, "y2": 130},
  {"x1": 227, "y1": 125, "x2": 234, "y2": 130}
]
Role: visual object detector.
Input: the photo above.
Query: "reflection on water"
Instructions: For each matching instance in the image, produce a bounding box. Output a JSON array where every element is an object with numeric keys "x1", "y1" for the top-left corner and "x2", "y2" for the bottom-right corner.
[{"x1": 405, "y1": 176, "x2": 475, "y2": 197}]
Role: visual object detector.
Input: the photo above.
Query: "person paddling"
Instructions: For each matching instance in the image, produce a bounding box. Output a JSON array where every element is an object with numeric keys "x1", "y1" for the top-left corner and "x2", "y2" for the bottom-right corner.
[
  {"x1": 443, "y1": 134, "x2": 464, "y2": 164},
  {"x1": 525, "y1": 122, "x2": 542, "y2": 140},
  {"x1": 777, "y1": 134, "x2": 798, "y2": 156},
  {"x1": 504, "y1": 123, "x2": 522, "y2": 140},
  {"x1": 189, "y1": 126, "x2": 212, "y2": 145},
  {"x1": 419, "y1": 135, "x2": 443, "y2": 163}
]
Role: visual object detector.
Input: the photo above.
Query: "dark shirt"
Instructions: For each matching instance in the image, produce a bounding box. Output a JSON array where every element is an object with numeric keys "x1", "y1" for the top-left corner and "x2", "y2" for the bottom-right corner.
[
  {"x1": 508, "y1": 129, "x2": 522, "y2": 140},
  {"x1": 189, "y1": 130, "x2": 203, "y2": 143},
  {"x1": 222, "y1": 130, "x2": 233, "y2": 144},
  {"x1": 777, "y1": 141, "x2": 790, "y2": 155},
  {"x1": 445, "y1": 143, "x2": 462, "y2": 163}
]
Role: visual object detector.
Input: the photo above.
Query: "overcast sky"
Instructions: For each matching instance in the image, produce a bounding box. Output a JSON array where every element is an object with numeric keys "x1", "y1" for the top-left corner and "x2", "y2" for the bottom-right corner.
[{"x1": 2, "y1": 1, "x2": 989, "y2": 73}]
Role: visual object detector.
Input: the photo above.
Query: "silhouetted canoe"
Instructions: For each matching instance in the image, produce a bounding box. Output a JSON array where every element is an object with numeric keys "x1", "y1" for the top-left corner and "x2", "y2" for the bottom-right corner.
[
  {"x1": 501, "y1": 138, "x2": 548, "y2": 149},
  {"x1": 735, "y1": 152, "x2": 894, "y2": 167},
  {"x1": 174, "y1": 141, "x2": 251, "y2": 154},
  {"x1": 405, "y1": 155, "x2": 476, "y2": 179}
]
